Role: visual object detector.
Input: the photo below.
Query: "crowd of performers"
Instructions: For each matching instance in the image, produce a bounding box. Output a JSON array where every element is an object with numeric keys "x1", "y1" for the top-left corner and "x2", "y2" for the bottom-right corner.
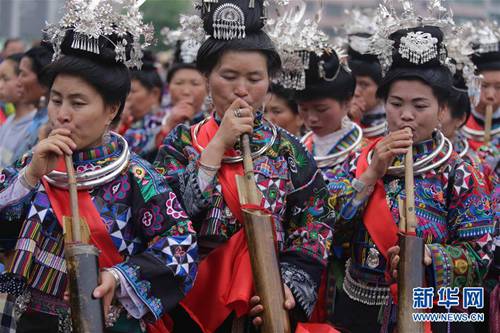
[{"x1": 0, "y1": 0, "x2": 497, "y2": 332}]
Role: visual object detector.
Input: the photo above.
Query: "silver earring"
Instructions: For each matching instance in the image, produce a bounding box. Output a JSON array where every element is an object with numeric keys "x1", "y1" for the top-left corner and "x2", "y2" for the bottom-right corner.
[
  {"x1": 383, "y1": 121, "x2": 389, "y2": 134},
  {"x1": 103, "y1": 126, "x2": 111, "y2": 144}
]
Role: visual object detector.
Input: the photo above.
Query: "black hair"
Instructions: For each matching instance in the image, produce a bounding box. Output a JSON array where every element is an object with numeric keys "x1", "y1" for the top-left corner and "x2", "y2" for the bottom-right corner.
[
  {"x1": 130, "y1": 51, "x2": 163, "y2": 102},
  {"x1": 5, "y1": 53, "x2": 23, "y2": 74},
  {"x1": 295, "y1": 50, "x2": 356, "y2": 103},
  {"x1": 166, "y1": 62, "x2": 200, "y2": 83},
  {"x1": 196, "y1": 0, "x2": 281, "y2": 76},
  {"x1": 43, "y1": 55, "x2": 130, "y2": 123},
  {"x1": 446, "y1": 71, "x2": 471, "y2": 127},
  {"x1": 23, "y1": 43, "x2": 54, "y2": 86},
  {"x1": 376, "y1": 66, "x2": 452, "y2": 106},
  {"x1": 349, "y1": 59, "x2": 382, "y2": 85},
  {"x1": 269, "y1": 83, "x2": 298, "y2": 114},
  {"x1": 196, "y1": 32, "x2": 281, "y2": 76}
]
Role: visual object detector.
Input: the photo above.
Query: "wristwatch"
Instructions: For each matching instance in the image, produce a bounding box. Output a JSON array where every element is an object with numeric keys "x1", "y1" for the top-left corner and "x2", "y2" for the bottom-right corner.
[
  {"x1": 352, "y1": 178, "x2": 366, "y2": 193},
  {"x1": 352, "y1": 178, "x2": 375, "y2": 196}
]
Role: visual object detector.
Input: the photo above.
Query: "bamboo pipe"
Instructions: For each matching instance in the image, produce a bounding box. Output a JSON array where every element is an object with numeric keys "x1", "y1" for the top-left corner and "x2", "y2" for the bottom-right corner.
[
  {"x1": 397, "y1": 130, "x2": 424, "y2": 333},
  {"x1": 64, "y1": 154, "x2": 81, "y2": 243},
  {"x1": 484, "y1": 104, "x2": 493, "y2": 144}
]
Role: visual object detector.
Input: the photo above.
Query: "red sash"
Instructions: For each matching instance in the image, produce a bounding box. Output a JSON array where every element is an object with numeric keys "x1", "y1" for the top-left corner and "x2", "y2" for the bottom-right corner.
[
  {"x1": 355, "y1": 139, "x2": 399, "y2": 261},
  {"x1": 182, "y1": 118, "x2": 338, "y2": 333},
  {"x1": 181, "y1": 118, "x2": 253, "y2": 333},
  {"x1": 42, "y1": 158, "x2": 171, "y2": 333}
]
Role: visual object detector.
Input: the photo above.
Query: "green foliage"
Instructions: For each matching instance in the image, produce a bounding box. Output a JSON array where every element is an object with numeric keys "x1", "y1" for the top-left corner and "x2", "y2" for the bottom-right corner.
[{"x1": 141, "y1": 0, "x2": 193, "y2": 51}]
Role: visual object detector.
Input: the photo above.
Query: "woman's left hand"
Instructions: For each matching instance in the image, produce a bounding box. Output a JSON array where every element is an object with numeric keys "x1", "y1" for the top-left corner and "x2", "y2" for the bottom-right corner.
[
  {"x1": 388, "y1": 245, "x2": 432, "y2": 280},
  {"x1": 248, "y1": 284, "x2": 295, "y2": 327},
  {"x1": 93, "y1": 270, "x2": 118, "y2": 318}
]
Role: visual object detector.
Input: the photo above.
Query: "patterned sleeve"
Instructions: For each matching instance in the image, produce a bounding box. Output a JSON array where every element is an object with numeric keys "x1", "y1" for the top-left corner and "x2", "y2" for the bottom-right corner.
[
  {"x1": 154, "y1": 124, "x2": 215, "y2": 220},
  {"x1": 326, "y1": 152, "x2": 367, "y2": 247},
  {"x1": 426, "y1": 161, "x2": 495, "y2": 290},
  {"x1": 123, "y1": 118, "x2": 162, "y2": 158},
  {"x1": 113, "y1": 156, "x2": 198, "y2": 322},
  {"x1": 0, "y1": 155, "x2": 37, "y2": 249},
  {"x1": 278, "y1": 132, "x2": 334, "y2": 318}
]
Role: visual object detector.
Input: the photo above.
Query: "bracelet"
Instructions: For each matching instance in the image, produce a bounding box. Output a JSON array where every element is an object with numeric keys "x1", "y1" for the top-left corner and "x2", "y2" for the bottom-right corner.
[
  {"x1": 199, "y1": 160, "x2": 221, "y2": 172},
  {"x1": 102, "y1": 268, "x2": 121, "y2": 288},
  {"x1": 19, "y1": 168, "x2": 38, "y2": 190}
]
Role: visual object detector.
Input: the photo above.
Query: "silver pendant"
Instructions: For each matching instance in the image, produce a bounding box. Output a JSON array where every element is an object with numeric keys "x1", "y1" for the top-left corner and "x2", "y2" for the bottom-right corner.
[{"x1": 367, "y1": 248, "x2": 380, "y2": 268}]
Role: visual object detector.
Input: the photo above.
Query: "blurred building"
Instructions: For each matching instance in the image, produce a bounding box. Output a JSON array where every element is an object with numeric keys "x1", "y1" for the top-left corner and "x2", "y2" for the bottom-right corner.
[
  {"x1": 305, "y1": 0, "x2": 500, "y2": 38},
  {"x1": 0, "y1": 0, "x2": 64, "y2": 42}
]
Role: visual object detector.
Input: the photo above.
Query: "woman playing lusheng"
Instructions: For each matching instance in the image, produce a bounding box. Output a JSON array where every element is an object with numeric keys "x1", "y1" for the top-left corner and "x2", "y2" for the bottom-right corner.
[
  {"x1": 154, "y1": 0, "x2": 333, "y2": 331},
  {"x1": 0, "y1": 2, "x2": 197, "y2": 332},
  {"x1": 327, "y1": 11, "x2": 495, "y2": 333}
]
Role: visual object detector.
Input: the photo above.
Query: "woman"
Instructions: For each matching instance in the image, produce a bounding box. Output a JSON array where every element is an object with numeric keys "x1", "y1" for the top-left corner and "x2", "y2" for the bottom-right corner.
[
  {"x1": 328, "y1": 19, "x2": 495, "y2": 333},
  {"x1": 296, "y1": 48, "x2": 363, "y2": 182},
  {"x1": 264, "y1": 83, "x2": 304, "y2": 137},
  {"x1": 0, "y1": 53, "x2": 36, "y2": 167},
  {"x1": 159, "y1": 61, "x2": 208, "y2": 136},
  {"x1": 157, "y1": 22, "x2": 209, "y2": 144},
  {"x1": 16, "y1": 44, "x2": 53, "y2": 157},
  {"x1": 120, "y1": 51, "x2": 165, "y2": 161},
  {"x1": 0, "y1": 4, "x2": 197, "y2": 332},
  {"x1": 462, "y1": 21, "x2": 500, "y2": 170},
  {"x1": 154, "y1": 1, "x2": 332, "y2": 331}
]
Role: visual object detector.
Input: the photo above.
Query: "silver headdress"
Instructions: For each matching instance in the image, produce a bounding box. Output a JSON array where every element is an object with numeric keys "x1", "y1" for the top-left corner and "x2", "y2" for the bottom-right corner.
[
  {"x1": 461, "y1": 20, "x2": 500, "y2": 56},
  {"x1": 162, "y1": 15, "x2": 207, "y2": 64},
  {"x1": 44, "y1": 0, "x2": 154, "y2": 69},
  {"x1": 267, "y1": 0, "x2": 336, "y2": 90},
  {"x1": 343, "y1": 8, "x2": 378, "y2": 55},
  {"x1": 446, "y1": 32, "x2": 482, "y2": 106},
  {"x1": 370, "y1": 0, "x2": 455, "y2": 74}
]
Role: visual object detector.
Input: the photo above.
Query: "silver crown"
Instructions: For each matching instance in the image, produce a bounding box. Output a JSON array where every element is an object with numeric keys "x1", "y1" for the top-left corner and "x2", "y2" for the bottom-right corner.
[
  {"x1": 446, "y1": 31, "x2": 482, "y2": 106},
  {"x1": 267, "y1": 0, "x2": 332, "y2": 90},
  {"x1": 44, "y1": 0, "x2": 154, "y2": 69},
  {"x1": 461, "y1": 20, "x2": 500, "y2": 56},
  {"x1": 162, "y1": 15, "x2": 207, "y2": 64},
  {"x1": 369, "y1": 0, "x2": 455, "y2": 74}
]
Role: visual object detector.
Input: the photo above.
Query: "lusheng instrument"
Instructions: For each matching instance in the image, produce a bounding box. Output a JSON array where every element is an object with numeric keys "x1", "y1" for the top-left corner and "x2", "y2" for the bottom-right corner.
[
  {"x1": 63, "y1": 155, "x2": 105, "y2": 333},
  {"x1": 484, "y1": 104, "x2": 493, "y2": 144},
  {"x1": 397, "y1": 132, "x2": 425, "y2": 333},
  {"x1": 235, "y1": 133, "x2": 291, "y2": 333}
]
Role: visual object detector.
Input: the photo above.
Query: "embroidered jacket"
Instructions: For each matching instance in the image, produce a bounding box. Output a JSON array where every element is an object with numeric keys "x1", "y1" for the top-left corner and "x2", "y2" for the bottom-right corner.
[
  {"x1": 329, "y1": 137, "x2": 495, "y2": 292},
  {"x1": 0, "y1": 135, "x2": 197, "y2": 329},
  {"x1": 154, "y1": 115, "x2": 333, "y2": 317},
  {"x1": 123, "y1": 107, "x2": 165, "y2": 161},
  {"x1": 462, "y1": 112, "x2": 500, "y2": 172},
  {"x1": 303, "y1": 124, "x2": 365, "y2": 185}
]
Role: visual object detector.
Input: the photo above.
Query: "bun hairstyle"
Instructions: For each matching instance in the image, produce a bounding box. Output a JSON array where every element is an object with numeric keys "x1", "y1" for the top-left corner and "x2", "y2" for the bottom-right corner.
[
  {"x1": 447, "y1": 67, "x2": 471, "y2": 126},
  {"x1": 376, "y1": 26, "x2": 452, "y2": 105},
  {"x1": 348, "y1": 37, "x2": 382, "y2": 84},
  {"x1": 196, "y1": 0, "x2": 281, "y2": 75},
  {"x1": 470, "y1": 43, "x2": 500, "y2": 71},
  {"x1": 296, "y1": 49, "x2": 355, "y2": 103},
  {"x1": 43, "y1": 30, "x2": 131, "y2": 123}
]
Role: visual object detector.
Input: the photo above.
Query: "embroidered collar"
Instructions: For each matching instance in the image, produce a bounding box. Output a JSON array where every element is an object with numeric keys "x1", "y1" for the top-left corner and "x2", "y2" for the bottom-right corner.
[{"x1": 73, "y1": 137, "x2": 120, "y2": 165}]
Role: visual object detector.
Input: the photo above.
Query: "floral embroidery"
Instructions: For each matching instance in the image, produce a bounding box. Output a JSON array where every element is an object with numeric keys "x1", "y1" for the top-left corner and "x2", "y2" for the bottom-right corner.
[
  {"x1": 139, "y1": 205, "x2": 165, "y2": 236},
  {"x1": 103, "y1": 178, "x2": 131, "y2": 202}
]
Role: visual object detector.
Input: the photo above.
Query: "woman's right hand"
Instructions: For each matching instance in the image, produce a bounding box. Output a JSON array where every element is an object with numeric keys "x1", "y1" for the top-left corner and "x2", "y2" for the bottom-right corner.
[
  {"x1": 25, "y1": 128, "x2": 76, "y2": 184},
  {"x1": 366, "y1": 128, "x2": 413, "y2": 181},
  {"x1": 211, "y1": 98, "x2": 254, "y2": 151}
]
